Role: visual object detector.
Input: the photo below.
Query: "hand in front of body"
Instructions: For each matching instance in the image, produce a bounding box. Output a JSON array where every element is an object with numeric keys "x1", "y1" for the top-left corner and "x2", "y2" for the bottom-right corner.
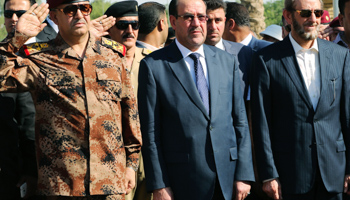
[
  {"x1": 153, "y1": 187, "x2": 174, "y2": 200},
  {"x1": 90, "y1": 15, "x2": 116, "y2": 38},
  {"x1": 125, "y1": 167, "x2": 136, "y2": 194},
  {"x1": 234, "y1": 181, "x2": 251, "y2": 200},
  {"x1": 262, "y1": 178, "x2": 282, "y2": 199}
]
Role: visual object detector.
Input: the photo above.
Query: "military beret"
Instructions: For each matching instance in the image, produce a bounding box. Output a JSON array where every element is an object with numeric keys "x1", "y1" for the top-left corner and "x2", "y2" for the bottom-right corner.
[
  {"x1": 105, "y1": 1, "x2": 138, "y2": 18},
  {"x1": 47, "y1": 0, "x2": 89, "y2": 9}
]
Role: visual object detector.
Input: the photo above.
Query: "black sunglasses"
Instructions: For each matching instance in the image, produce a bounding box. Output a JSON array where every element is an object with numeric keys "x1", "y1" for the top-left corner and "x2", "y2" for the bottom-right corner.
[
  {"x1": 115, "y1": 20, "x2": 140, "y2": 30},
  {"x1": 293, "y1": 9, "x2": 324, "y2": 18},
  {"x1": 52, "y1": 4, "x2": 92, "y2": 17},
  {"x1": 4, "y1": 10, "x2": 26, "y2": 18}
]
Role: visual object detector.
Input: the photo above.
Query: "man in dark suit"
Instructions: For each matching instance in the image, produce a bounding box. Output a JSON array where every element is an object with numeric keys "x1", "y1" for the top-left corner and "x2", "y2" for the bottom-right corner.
[
  {"x1": 251, "y1": 0, "x2": 350, "y2": 199},
  {"x1": 1, "y1": 0, "x2": 37, "y2": 199},
  {"x1": 138, "y1": 0, "x2": 254, "y2": 199},
  {"x1": 222, "y1": 2, "x2": 271, "y2": 52}
]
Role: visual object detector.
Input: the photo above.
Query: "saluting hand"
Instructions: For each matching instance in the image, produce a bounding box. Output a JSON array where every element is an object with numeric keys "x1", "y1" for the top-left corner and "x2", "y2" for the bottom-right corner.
[
  {"x1": 90, "y1": 15, "x2": 116, "y2": 38},
  {"x1": 16, "y1": 3, "x2": 49, "y2": 38}
]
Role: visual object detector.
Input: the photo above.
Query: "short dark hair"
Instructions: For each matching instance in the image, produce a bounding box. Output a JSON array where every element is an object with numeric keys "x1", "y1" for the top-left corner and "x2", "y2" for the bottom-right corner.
[
  {"x1": 225, "y1": 2, "x2": 250, "y2": 27},
  {"x1": 339, "y1": 0, "x2": 350, "y2": 15},
  {"x1": 138, "y1": 2, "x2": 166, "y2": 34},
  {"x1": 204, "y1": 0, "x2": 226, "y2": 13},
  {"x1": 285, "y1": 0, "x2": 323, "y2": 12},
  {"x1": 169, "y1": 0, "x2": 207, "y2": 17},
  {"x1": 169, "y1": 0, "x2": 178, "y2": 17},
  {"x1": 4, "y1": 0, "x2": 36, "y2": 12}
]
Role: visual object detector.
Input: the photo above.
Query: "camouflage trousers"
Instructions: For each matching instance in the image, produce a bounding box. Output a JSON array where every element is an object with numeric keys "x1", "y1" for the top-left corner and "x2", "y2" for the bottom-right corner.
[{"x1": 40, "y1": 194, "x2": 125, "y2": 200}]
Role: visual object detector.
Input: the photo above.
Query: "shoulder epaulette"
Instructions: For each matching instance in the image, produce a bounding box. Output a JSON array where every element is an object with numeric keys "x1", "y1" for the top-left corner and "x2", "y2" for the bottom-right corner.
[
  {"x1": 23, "y1": 42, "x2": 50, "y2": 56},
  {"x1": 142, "y1": 48, "x2": 152, "y2": 55},
  {"x1": 101, "y1": 38, "x2": 126, "y2": 57}
]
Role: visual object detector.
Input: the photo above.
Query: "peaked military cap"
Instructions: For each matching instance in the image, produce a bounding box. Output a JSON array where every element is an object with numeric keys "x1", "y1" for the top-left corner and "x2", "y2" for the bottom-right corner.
[
  {"x1": 105, "y1": 1, "x2": 138, "y2": 18},
  {"x1": 47, "y1": 0, "x2": 89, "y2": 9}
]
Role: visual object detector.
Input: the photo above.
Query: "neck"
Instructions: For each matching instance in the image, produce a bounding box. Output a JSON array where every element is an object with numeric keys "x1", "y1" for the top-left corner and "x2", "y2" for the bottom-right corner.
[
  {"x1": 125, "y1": 45, "x2": 136, "y2": 68},
  {"x1": 61, "y1": 32, "x2": 90, "y2": 58},
  {"x1": 341, "y1": 31, "x2": 350, "y2": 47},
  {"x1": 224, "y1": 26, "x2": 250, "y2": 43},
  {"x1": 138, "y1": 31, "x2": 163, "y2": 48},
  {"x1": 291, "y1": 32, "x2": 315, "y2": 49}
]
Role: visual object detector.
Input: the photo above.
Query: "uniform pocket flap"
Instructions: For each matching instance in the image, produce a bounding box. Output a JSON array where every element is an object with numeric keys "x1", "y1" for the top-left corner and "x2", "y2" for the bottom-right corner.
[
  {"x1": 96, "y1": 68, "x2": 120, "y2": 81},
  {"x1": 164, "y1": 152, "x2": 189, "y2": 163},
  {"x1": 230, "y1": 147, "x2": 237, "y2": 160},
  {"x1": 337, "y1": 140, "x2": 346, "y2": 152}
]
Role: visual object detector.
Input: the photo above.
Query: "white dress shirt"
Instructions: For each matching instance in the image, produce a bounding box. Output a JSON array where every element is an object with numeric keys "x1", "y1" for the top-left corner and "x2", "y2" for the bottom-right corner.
[
  {"x1": 175, "y1": 39, "x2": 209, "y2": 88},
  {"x1": 215, "y1": 38, "x2": 225, "y2": 50},
  {"x1": 240, "y1": 33, "x2": 253, "y2": 46},
  {"x1": 289, "y1": 34, "x2": 320, "y2": 110},
  {"x1": 137, "y1": 40, "x2": 160, "y2": 51}
]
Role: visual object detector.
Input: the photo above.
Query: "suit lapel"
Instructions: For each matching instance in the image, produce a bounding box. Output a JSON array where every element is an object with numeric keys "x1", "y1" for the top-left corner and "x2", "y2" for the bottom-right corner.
[
  {"x1": 167, "y1": 43, "x2": 210, "y2": 119},
  {"x1": 279, "y1": 37, "x2": 313, "y2": 110},
  {"x1": 315, "y1": 38, "x2": 331, "y2": 113},
  {"x1": 205, "y1": 45, "x2": 219, "y2": 119}
]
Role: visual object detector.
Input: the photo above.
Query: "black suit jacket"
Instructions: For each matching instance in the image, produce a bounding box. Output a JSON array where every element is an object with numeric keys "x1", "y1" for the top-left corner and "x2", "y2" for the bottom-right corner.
[
  {"x1": 251, "y1": 36, "x2": 350, "y2": 194},
  {"x1": 36, "y1": 20, "x2": 57, "y2": 43},
  {"x1": 0, "y1": 92, "x2": 36, "y2": 198}
]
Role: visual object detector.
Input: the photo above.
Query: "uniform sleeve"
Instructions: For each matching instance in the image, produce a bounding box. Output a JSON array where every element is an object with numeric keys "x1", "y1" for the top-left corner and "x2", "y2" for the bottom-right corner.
[
  {"x1": 0, "y1": 31, "x2": 40, "y2": 92},
  {"x1": 119, "y1": 57, "x2": 142, "y2": 171}
]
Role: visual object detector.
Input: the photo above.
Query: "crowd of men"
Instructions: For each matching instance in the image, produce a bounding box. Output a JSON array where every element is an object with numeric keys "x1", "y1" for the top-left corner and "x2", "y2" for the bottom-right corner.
[{"x1": 0, "y1": 0, "x2": 350, "y2": 200}]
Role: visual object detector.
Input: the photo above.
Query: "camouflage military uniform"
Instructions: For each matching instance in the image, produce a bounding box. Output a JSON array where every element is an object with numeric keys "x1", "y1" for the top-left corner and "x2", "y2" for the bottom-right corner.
[{"x1": 0, "y1": 31, "x2": 142, "y2": 197}]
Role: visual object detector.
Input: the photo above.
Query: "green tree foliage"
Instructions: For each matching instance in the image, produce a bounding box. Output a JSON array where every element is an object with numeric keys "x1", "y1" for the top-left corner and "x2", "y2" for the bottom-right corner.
[
  {"x1": 264, "y1": 0, "x2": 284, "y2": 27},
  {"x1": 91, "y1": 0, "x2": 112, "y2": 20}
]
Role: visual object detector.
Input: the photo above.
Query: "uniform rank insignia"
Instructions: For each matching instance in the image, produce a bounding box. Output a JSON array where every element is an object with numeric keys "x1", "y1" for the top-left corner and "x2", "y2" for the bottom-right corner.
[
  {"x1": 102, "y1": 38, "x2": 126, "y2": 56},
  {"x1": 23, "y1": 43, "x2": 49, "y2": 56}
]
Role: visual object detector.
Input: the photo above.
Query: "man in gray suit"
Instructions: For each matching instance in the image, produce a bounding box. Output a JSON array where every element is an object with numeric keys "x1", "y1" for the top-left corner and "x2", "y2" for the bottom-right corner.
[
  {"x1": 251, "y1": 0, "x2": 350, "y2": 199},
  {"x1": 204, "y1": 0, "x2": 253, "y2": 100},
  {"x1": 138, "y1": 0, "x2": 254, "y2": 199}
]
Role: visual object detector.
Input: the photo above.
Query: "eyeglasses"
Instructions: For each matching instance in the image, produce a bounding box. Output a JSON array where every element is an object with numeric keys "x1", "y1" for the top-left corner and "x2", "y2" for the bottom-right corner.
[
  {"x1": 4, "y1": 10, "x2": 26, "y2": 18},
  {"x1": 293, "y1": 9, "x2": 324, "y2": 18},
  {"x1": 52, "y1": 4, "x2": 92, "y2": 17},
  {"x1": 115, "y1": 20, "x2": 140, "y2": 30},
  {"x1": 177, "y1": 14, "x2": 208, "y2": 23}
]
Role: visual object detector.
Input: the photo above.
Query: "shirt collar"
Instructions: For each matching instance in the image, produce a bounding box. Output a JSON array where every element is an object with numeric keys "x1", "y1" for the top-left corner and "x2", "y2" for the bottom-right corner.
[
  {"x1": 289, "y1": 33, "x2": 319, "y2": 53},
  {"x1": 333, "y1": 31, "x2": 349, "y2": 49},
  {"x1": 240, "y1": 33, "x2": 252, "y2": 46},
  {"x1": 136, "y1": 40, "x2": 160, "y2": 51},
  {"x1": 175, "y1": 39, "x2": 205, "y2": 59},
  {"x1": 215, "y1": 38, "x2": 225, "y2": 50}
]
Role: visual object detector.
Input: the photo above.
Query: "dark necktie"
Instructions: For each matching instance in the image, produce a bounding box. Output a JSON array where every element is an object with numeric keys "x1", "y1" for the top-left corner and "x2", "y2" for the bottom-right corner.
[{"x1": 189, "y1": 53, "x2": 209, "y2": 114}]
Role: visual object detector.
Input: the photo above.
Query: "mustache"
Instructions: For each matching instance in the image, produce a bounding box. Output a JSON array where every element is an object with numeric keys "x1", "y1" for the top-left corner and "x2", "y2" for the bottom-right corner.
[
  {"x1": 304, "y1": 22, "x2": 318, "y2": 27},
  {"x1": 189, "y1": 27, "x2": 202, "y2": 32},
  {"x1": 122, "y1": 33, "x2": 135, "y2": 39},
  {"x1": 72, "y1": 19, "x2": 87, "y2": 25}
]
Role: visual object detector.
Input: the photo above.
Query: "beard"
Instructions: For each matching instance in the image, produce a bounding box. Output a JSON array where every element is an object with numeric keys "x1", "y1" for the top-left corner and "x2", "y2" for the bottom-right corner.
[{"x1": 292, "y1": 14, "x2": 319, "y2": 41}]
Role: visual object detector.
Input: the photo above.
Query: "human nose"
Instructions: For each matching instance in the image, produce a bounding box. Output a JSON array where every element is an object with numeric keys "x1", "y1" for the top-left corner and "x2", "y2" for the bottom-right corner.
[
  {"x1": 191, "y1": 16, "x2": 201, "y2": 26},
  {"x1": 11, "y1": 13, "x2": 19, "y2": 22},
  {"x1": 74, "y1": 8, "x2": 84, "y2": 19},
  {"x1": 126, "y1": 24, "x2": 133, "y2": 32}
]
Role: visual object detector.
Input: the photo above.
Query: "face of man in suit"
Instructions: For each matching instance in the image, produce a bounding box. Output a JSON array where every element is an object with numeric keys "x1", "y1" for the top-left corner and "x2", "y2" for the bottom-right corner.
[
  {"x1": 170, "y1": 0, "x2": 207, "y2": 51},
  {"x1": 339, "y1": 1, "x2": 350, "y2": 45},
  {"x1": 4, "y1": 0, "x2": 31, "y2": 33},
  {"x1": 205, "y1": 7, "x2": 226, "y2": 46},
  {"x1": 283, "y1": 0, "x2": 321, "y2": 42},
  {"x1": 109, "y1": 16, "x2": 139, "y2": 50}
]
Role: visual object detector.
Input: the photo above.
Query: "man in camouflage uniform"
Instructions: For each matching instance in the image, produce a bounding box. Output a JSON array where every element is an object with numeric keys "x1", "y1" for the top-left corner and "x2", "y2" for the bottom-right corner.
[
  {"x1": 105, "y1": 2, "x2": 152, "y2": 200},
  {"x1": 0, "y1": 0, "x2": 142, "y2": 199}
]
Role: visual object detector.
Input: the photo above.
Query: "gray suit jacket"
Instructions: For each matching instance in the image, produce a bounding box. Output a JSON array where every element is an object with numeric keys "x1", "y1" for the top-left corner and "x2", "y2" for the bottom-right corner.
[
  {"x1": 223, "y1": 39, "x2": 253, "y2": 99},
  {"x1": 138, "y1": 42, "x2": 254, "y2": 200},
  {"x1": 251, "y1": 36, "x2": 350, "y2": 194}
]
